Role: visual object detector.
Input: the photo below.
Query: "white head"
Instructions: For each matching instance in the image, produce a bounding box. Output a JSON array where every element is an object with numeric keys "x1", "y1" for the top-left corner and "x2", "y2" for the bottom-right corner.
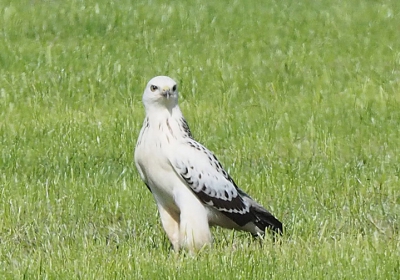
[{"x1": 142, "y1": 76, "x2": 179, "y2": 112}]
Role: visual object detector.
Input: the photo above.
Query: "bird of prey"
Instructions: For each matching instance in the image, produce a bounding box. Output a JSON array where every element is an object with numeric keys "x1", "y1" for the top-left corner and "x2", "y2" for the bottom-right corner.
[{"x1": 134, "y1": 76, "x2": 282, "y2": 252}]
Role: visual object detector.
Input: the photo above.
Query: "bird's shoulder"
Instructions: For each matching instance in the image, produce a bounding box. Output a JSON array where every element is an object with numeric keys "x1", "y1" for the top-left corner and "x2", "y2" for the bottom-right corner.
[{"x1": 175, "y1": 138, "x2": 229, "y2": 178}]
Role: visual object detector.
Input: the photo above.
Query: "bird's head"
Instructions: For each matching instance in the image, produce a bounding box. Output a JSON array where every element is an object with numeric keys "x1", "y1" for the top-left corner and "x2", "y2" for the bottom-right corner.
[{"x1": 143, "y1": 76, "x2": 179, "y2": 111}]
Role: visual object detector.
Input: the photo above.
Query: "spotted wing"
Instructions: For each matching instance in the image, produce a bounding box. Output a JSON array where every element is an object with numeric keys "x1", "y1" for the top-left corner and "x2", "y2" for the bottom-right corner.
[{"x1": 170, "y1": 139, "x2": 255, "y2": 226}]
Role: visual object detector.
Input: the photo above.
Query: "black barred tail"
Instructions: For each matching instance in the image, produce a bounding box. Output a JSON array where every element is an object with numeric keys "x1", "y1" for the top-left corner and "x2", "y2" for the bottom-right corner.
[{"x1": 251, "y1": 205, "x2": 283, "y2": 235}]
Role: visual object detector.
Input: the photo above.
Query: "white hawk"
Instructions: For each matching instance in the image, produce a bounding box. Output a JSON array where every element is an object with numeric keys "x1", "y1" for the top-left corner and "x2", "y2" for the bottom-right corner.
[{"x1": 134, "y1": 76, "x2": 282, "y2": 252}]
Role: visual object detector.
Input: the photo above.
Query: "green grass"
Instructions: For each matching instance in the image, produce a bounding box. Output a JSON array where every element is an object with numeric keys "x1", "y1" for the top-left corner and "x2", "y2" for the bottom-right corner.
[{"x1": 1, "y1": 0, "x2": 399, "y2": 278}]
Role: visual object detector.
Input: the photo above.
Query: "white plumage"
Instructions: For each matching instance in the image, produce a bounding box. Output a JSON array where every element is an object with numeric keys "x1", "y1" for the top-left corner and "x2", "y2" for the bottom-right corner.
[{"x1": 134, "y1": 76, "x2": 282, "y2": 252}]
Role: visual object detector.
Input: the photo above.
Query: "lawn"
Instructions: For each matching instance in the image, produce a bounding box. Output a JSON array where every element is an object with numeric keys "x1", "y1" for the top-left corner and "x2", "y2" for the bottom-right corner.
[{"x1": 0, "y1": 0, "x2": 399, "y2": 279}]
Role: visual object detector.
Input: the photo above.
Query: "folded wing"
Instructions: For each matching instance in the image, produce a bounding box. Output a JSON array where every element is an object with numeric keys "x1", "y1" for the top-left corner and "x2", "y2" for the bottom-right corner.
[{"x1": 171, "y1": 139, "x2": 257, "y2": 227}]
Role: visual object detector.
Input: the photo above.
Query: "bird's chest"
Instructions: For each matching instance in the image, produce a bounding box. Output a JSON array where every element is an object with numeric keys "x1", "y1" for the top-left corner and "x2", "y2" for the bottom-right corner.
[{"x1": 135, "y1": 126, "x2": 179, "y2": 198}]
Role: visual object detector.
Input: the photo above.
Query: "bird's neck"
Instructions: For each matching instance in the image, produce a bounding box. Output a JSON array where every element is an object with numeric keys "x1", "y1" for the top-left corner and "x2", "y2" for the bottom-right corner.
[
  {"x1": 144, "y1": 105, "x2": 193, "y2": 140},
  {"x1": 145, "y1": 104, "x2": 182, "y2": 122}
]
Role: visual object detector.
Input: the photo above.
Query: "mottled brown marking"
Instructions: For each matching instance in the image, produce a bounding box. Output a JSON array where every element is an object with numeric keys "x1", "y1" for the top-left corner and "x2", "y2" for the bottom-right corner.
[{"x1": 166, "y1": 119, "x2": 174, "y2": 137}]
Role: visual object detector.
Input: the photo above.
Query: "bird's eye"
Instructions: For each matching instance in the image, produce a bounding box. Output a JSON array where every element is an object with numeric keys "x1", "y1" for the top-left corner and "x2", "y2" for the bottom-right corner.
[
  {"x1": 172, "y1": 85, "x2": 177, "y2": 91},
  {"x1": 150, "y1": 85, "x2": 158, "y2": 92}
]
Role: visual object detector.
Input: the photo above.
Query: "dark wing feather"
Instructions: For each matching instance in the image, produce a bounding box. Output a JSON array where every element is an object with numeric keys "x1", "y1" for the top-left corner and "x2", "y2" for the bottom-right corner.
[{"x1": 145, "y1": 183, "x2": 152, "y2": 193}]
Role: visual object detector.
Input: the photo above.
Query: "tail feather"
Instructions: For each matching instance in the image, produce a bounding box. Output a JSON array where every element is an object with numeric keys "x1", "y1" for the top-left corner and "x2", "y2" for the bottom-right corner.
[
  {"x1": 238, "y1": 189, "x2": 283, "y2": 235},
  {"x1": 251, "y1": 204, "x2": 283, "y2": 235}
]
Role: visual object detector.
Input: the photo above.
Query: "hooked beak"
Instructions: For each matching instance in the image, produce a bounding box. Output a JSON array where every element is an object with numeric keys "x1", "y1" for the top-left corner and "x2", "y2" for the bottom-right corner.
[{"x1": 161, "y1": 86, "x2": 171, "y2": 99}]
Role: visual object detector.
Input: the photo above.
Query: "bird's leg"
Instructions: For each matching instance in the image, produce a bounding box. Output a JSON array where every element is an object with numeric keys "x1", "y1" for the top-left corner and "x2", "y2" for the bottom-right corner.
[
  {"x1": 157, "y1": 204, "x2": 180, "y2": 251},
  {"x1": 174, "y1": 191, "x2": 212, "y2": 253}
]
